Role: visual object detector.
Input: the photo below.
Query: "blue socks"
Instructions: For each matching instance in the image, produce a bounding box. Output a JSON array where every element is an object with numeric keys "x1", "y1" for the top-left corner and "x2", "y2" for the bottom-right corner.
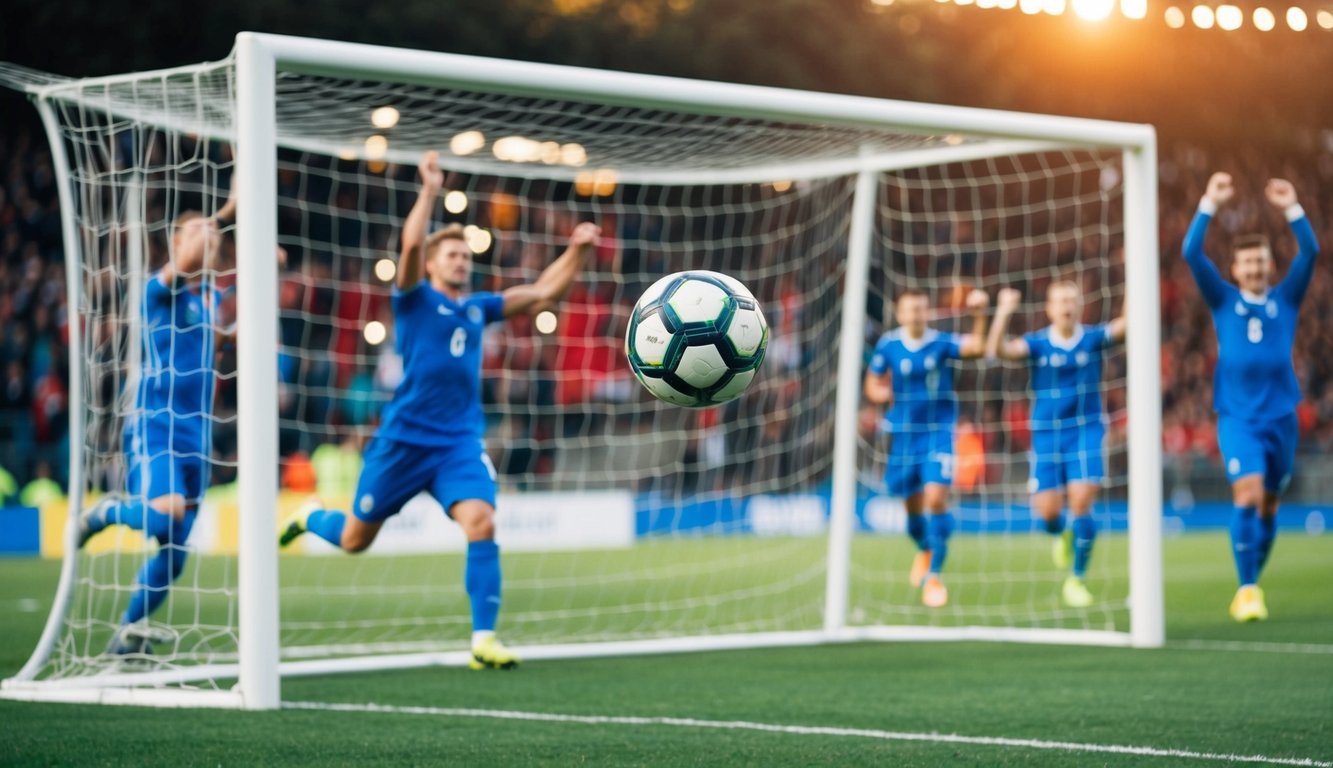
[
  {"x1": 1044, "y1": 513, "x2": 1067, "y2": 536},
  {"x1": 1071, "y1": 515, "x2": 1097, "y2": 578},
  {"x1": 907, "y1": 513, "x2": 928, "y2": 551},
  {"x1": 927, "y1": 513, "x2": 953, "y2": 574},
  {"x1": 465, "y1": 540, "x2": 502, "y2": 633},
  {"x1": 123, "y1": 544, "x2": 189, "y2": 624},
  {"x1": 1230, "y1": 506, "x2": 1259, "y2": 586},
  {"x1": 1257, "y1": 515, "x2": 1277, "y2": 576},
  {"x1": 306, "y1": 509, "x2": 347, "y2": 547}
]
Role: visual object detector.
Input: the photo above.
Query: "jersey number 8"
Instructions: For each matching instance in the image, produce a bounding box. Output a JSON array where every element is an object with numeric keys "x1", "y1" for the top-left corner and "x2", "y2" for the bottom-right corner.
[{"x1": 1247, "y1": 317, "x2": 1263, "y2": 344}]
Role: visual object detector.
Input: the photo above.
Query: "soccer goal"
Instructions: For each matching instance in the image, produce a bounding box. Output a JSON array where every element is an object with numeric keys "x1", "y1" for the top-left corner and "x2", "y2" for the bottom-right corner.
[{"x1": 0, "y1": 32, "x2": 1161, "y2": 710}]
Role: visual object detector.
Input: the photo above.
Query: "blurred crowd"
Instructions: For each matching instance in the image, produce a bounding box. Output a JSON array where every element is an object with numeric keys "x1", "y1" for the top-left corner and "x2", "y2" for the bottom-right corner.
[{"x1": 1, "y1": 122, "x2": 1330, "y2": 504}]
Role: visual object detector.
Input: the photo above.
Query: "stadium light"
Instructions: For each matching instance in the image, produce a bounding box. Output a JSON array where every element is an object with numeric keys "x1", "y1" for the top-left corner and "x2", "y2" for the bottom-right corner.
[
  {"x1": 363, "y1": 320, "x2": 387, "y2": 346},
  {"x1": 363, "y1": 134, "x2": 388, "y2": 160},
  {"x1": 1120, "y1": 0, "x2": 1148, "y2": 19},
  {"x1": 370, "y1": 106, "x2": 400, "y2": 130},
  {"x1": 374, "y1": 258, "x2": 396, "y2": 282},
  {"x1": 449, "y1": 130, "x2": 486, "y2": 156},
  {"x1": 463, "y1": 225, "x2": 493, "y2": 253},
  {"x1": 1042, "y1": 0, "x2": 1066, "y2": 15},
  {"x1": 772, "y1": 180, "x2": 794, "y2": 192},
  {"x1": 977, "y1": 0, "x2": 998, "y2": 10},
  {"x1": 1216, "y1": 4, "x2": 1243, "y2": 29},
  {"x1": 1019, "y1": 0, "x2": 1043, "y2": 14},
  {"x1": 1072, "y1": 0, "x2": 1115, "y2": 21},
  {"x1": 996, "y1": 0, "x2": 1018, "y2": 9},
  {"x1": 1286, "y1": 6, "x2": 1308, "y2": 29},
  {"x1": 560, "y1": 143, "x2": 588, "y2": 167},
  {"x1": 1164, "y1": 5, "x2": 1186, "y2": 25},
  {"x1": 956, "y1": 0, "x2": 976, "y2": 8},
  {"x1": 1318, "y1": 9, "x2": 1333, "y2": 28},
  {"x1": 535, "y1": 310, "x2": 559, "y2": 334},
  {"x1": 1191, "y1": 4, "x2": 1215, "y2": 28},
  {"x1": 443, "y1": 190, "x2": 468, "y2": 214},
  {"x1": 1253, "y1": 6, "x2": 1276, "y2": 28},
  {"x1": 336, "y1": 147, "x2": 357, "y2": 161}
]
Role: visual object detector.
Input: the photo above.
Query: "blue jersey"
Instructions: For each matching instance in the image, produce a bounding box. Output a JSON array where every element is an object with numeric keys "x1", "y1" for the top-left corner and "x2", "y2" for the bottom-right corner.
[
  {"x1": 1022, "y1": 324, "x2": 1110, "y2": 432},
  {"x1": 1183, "y1": 208, "x2": 1319, "y2": 422},
  {"x1": 867, "y1": 329, "x2": 963, "y2": 436},
  {"x1": 127, "y1": 272, "x2": 219, "y2": 454},
  {"x1": 376, "y1": 283, "x2": 504, "y2": 447}
]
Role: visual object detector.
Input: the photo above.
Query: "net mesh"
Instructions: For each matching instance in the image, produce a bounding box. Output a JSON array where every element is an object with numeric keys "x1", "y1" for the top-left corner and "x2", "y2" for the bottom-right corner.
[{"x1": 2, "y1": 53, "x2": 1130, "y2": 690}]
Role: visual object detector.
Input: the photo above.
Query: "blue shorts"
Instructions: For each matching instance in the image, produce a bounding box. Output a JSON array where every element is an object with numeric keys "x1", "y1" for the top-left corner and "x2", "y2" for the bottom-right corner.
[
  {"x1": 352, "y1": 436, "x2": 498, "y2": 523},
  {"x1": 1217, "y1": 413, "x2": 1298, "y2": 494},
  {"x1": 884, "y1": 428, "x2": 954, "y2": 498},
  {"x1": 1028, "y1": 425, "x2": 1104, "y2": 494},
  {"x1": 124, "y1": 432, "x2": 209, "y2": 506}
]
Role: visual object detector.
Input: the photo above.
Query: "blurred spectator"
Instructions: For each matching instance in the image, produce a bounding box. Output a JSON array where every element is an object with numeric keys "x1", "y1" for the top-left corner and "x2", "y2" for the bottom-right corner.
[{"x1": 19, "y1": 460, "x2": 62, "y2": 508}]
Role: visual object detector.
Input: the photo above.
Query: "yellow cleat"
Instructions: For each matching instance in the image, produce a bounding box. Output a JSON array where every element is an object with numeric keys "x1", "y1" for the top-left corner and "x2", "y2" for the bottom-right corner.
[
  {"x1": 469, "y1": 635, "x2": 520, "y2": 670},
  {"x1": 922, "y1": 576, "x2": 949, "y2": 609},
  {"x1": 278, "y1": 498, "x2": 321, "y2": 549},
  {"x1": 1061, "y1": 575, "x2": 1094, "y2": 608},
  {"x1": 1229, "y1": 585, "x2": 1268, "y2": 623},
  {"x1": 1052, "y1": 528, "x2": 1073, "y2": 570},
  {"x1": 909, "y1": 550, "x2": 932, "y2": 588}
]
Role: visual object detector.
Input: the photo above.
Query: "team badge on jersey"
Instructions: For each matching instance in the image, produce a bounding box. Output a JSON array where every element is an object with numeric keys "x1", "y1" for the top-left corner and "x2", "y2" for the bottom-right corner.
[{"x1": 467, "y1": 305, "x2": 483, "y2": 323}]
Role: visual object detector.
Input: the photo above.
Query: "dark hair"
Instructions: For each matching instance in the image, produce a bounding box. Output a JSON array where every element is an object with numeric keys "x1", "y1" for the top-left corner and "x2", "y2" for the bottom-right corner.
[
  {"x1": 1232, "y1": 234, "x2": 1271, "y2": 257},
  {"x1": 896, "y1": 288, "x2": 929, "y2": 302}
]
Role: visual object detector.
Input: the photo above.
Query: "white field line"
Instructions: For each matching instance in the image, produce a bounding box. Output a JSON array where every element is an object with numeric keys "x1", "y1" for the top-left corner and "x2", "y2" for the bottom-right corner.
[
  {"x1": 284, "y1": 700, "x2": 1332, "y2": 767},
  {"x1": 1169, "y1": 639, "x2": 1333, "y2": 655}
]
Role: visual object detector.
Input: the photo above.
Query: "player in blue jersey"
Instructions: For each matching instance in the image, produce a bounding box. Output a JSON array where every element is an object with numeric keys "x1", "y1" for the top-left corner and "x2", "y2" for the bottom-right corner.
[
  {"x1": 864, "y1": 287, "x2": 990, "y2": 608},
  {"x1": 75, "y1": 192, "x2": 241, "y2": 655},
  {"x1": 279, "y1": 151, "x2": 600, "y2": 669},
  {"x1": 986, "y1": 282, "x2": 1125, "y2": 608},
  {"x1": 1184, "y1": 173, "x2": 1319, "y2": 622}
]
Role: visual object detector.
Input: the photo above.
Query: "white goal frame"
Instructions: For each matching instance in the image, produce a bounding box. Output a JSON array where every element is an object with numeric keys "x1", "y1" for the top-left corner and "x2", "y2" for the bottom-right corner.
[{"x1": 2, "y1": 32, "x2": 1161, "y2": 710}]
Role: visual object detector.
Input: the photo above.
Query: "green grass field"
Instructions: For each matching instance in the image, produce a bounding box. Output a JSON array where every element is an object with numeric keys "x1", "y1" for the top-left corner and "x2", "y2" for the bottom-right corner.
[{"x1": 1, "y1": 532, "x2": 1330, "y2": 766}]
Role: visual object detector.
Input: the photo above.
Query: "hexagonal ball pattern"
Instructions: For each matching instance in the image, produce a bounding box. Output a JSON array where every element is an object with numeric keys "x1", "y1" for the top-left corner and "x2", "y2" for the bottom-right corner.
[
  {"x1": 636, "y1": 372, "x2": 699, "y2": 407},
  {"x1": 726, "y1": 307, "x2": 767, "y2": 359},
  {"x1": 637, "y1": 273, "x2": 678, "y2": 309},
  {"x1": 676, "y1": 343, "x2": 729, "y2": 389},
  {"x1": 696, "y1": 269, "x2": 755, "y2": 300},
  {"x1": 631, "y1": 312, "x2": 673, "y2": 367},
  {"x1": 708, "y1": 369, "x2": 755, "y2": 404},
  {"x1": 667, "y1": 279, "x2": 729, "y2": 325}
]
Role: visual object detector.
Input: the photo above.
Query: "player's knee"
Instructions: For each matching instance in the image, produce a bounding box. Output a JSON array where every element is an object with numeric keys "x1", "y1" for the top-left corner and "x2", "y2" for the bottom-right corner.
[
  {"x1": 151, "y1": 494, "x2": 189, "y2": 520},
  {"x1": 454, "y1": 503, "x2": 496, "y2": 541},
  {"x1": 340, "y1": 531, "x2": 373, "y2": 554},
  {"x1": 1231, "y1": 480, "x2": 1264, "y2": 509}
]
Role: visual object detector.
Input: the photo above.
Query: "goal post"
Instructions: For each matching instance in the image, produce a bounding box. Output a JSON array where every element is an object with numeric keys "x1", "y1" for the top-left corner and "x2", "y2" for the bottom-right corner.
[{"x1": 0, "y1": 32, "x2": 1161, "y2": 711}]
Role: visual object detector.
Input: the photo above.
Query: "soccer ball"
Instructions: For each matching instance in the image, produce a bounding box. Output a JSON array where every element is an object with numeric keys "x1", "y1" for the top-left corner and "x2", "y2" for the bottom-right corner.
[{"x1": 625, "y1": 270, "x2": 768, "y2": 408}]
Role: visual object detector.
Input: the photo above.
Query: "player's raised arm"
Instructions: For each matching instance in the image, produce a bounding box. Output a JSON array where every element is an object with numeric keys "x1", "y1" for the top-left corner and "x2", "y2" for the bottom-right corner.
[
  {"x1": 1182, "y1": 172, "x2": 1234, "y2": 309},
  {"x1": 957, "y1": 288, "x2": 990, "y2": 358},
  {"x1": 501, "y1": 222, "x2": 600, "y2": 318},
  {"x1": 397, "y1": 151, "x2": 445, "y2": 292},
  {"x1": 1268, "y1": 179, "x2": 1321, "y2": 306},
  {"x1": 983, "y1": 288, "x2": 1029, "y2": 361},
  {"x1": 1106, "y1": 300, "x2": 1127, "y2": 344}
]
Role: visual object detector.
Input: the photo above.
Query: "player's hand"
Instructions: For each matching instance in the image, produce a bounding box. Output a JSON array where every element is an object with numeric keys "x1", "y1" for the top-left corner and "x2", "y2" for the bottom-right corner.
[
  {"x1": 1204, "y1": 172, "x2": 1234, "y2": 206},
  {"x1": 275, "y1": 245, "x2": 288, "y2": 269},
  {"x1": 1264, "y1": 178, "x2": 1297, "y2": 209},
  {"x1": 996, "y1": 287, "x2": 1021, "y2": 312},
  {"x1": 965, "y1": 288, "x2": 989, "y2": 312},
  {"x1": 569, "y1": 222, "x2": 601, "y2": 250},
  {"x1": 418, "y1": 151, "x2": 444, "y2": 193}
]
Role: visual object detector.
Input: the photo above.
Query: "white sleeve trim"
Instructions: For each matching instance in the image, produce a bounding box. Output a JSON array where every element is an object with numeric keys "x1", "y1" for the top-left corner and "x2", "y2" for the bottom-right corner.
[
  {"x1": 1285, "y1": 203, "x2": 1306, "y2": 223},
  {"x1": 1197, "y1": 197, "x2": 1218, "y2": 216}
]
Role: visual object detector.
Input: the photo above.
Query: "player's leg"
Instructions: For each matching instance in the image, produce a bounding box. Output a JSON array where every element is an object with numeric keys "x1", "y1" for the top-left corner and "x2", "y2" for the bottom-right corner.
[
  {"x1": 1029, "y1": 429, "x2": 1067, "y2": 538},
  {"x1": 1218, "y1": 415, "x2": 1269, "y2": 621},
  {"x1": 920, "y1": 482, "x2": 952, "y2": 608},
  {"x1": 78, "y1": 439, "x2": 184, "y2": 546},
  {"x1": 1256, "y1": 414, "x2": 1298, "y2": 579},
  {"x1": 109, "y1": 456, "x2": 202, "y2": 654},
  {"x1": 886, "y1": 435, "x2": 930, "y2": 587},
  {"x1": 1065, "y1": 426, "x2": 1105, "y2": 580},
  {"x1": 432, "y1": 444, "x2": 516, "y2": 669},
  {"x1": 279, "y1": 436, "x2": 421, "y2": 553}
]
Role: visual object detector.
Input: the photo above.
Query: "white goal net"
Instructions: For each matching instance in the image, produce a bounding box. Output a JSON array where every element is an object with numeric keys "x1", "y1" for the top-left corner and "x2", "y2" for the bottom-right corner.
[{"x1": 0, "y1": 33, "x2": 1160, "y2": 707}]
